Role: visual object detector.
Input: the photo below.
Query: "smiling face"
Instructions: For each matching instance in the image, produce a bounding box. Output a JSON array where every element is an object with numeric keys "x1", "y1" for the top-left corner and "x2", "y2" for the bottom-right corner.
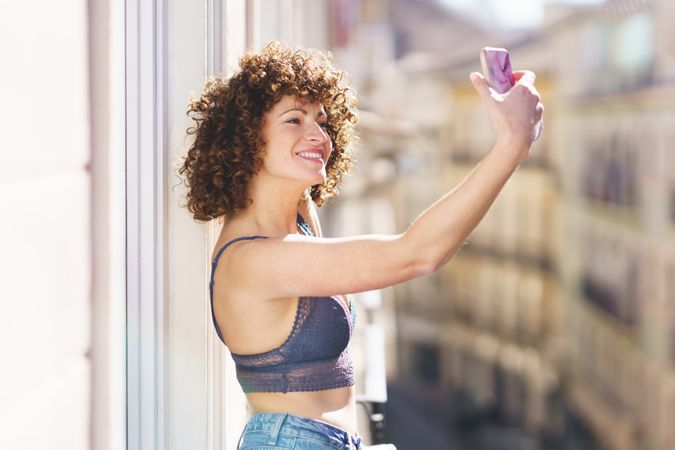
[{"x1": 259, "y1": 95, "x2": 333, "y2": 188}]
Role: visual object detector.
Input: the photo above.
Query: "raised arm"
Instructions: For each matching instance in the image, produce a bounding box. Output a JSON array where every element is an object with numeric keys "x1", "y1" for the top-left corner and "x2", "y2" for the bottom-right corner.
[
  {"x1": 218, "y1": 71, "x2": 544, "y2": 300},
  {"x1": 407, "y1": 70, "x2": 544, "y2": 270}
]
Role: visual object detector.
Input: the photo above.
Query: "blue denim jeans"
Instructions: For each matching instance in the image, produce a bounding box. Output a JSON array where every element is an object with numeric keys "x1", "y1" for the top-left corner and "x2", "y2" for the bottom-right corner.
[{"x1": 237, "y1": 412, "x2": 362, "y2": 449}]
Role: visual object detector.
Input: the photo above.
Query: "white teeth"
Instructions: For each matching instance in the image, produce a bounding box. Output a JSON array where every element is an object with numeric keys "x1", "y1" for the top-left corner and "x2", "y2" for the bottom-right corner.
[{"x1": 298, "y1": 152, "x2": 322, "y2": 159}]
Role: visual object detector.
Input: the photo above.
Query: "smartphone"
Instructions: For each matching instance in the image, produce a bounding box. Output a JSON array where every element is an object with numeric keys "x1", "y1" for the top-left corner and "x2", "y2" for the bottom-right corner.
[
  {"x1": 480, "y1": 47, "x2": 543, "y2": 140},
  {"x1": 480, "y1": 47, "x2": 515, "y2": 94}
]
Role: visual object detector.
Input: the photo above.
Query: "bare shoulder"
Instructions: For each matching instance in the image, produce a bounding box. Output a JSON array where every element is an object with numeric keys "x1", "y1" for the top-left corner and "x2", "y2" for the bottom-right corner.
[
  {"x1": 210, "y1": 224, "x2": 298, "y2": 352},
  {"x1": 211, "y1": 221, "x2": 271, "y2": 299}
]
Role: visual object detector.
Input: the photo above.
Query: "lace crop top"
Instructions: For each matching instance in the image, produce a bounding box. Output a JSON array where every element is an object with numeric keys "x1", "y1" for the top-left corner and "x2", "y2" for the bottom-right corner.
[{"x1": 208, "y1": 214, "x2": 356, "y2": 393}]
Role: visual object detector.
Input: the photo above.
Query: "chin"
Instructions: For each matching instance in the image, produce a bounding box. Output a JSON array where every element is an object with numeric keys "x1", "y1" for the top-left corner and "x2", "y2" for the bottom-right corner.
[{"x1": 306, "y1": 171, "x2": 327, "y2": 186}]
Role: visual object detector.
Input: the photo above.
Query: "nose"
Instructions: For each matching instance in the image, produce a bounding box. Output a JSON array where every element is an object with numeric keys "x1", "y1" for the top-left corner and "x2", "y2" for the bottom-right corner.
[{"x1": 306, "y1": 121, "x2": 328, "y2": 143}]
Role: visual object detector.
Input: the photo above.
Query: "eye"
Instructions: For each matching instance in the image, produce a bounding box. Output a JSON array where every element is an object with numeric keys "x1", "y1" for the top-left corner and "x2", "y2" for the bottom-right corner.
[
  {"x1": 285, "y1": 117, "x2": 301, "y2": 124},
  {"x1": 319, "y1": 121, "x2": 330, "y2": 130}
]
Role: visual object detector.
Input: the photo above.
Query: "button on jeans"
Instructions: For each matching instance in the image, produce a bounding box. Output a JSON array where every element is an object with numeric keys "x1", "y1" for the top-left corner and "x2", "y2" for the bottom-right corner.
[{"x1": 237, "y1": 412, "x2": 362, "y2": 450}]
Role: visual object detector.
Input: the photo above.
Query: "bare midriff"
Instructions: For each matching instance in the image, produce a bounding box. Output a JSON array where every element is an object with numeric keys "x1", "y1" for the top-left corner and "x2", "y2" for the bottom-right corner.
[{"x1": 246, "y1": 385, "x2": 358, "y2": 435}]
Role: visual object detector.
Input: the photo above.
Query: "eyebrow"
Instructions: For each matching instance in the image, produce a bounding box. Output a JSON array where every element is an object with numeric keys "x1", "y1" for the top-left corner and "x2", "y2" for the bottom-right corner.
[{"x1": 277, "y1": 108, "x2": 327, "y2": 118}]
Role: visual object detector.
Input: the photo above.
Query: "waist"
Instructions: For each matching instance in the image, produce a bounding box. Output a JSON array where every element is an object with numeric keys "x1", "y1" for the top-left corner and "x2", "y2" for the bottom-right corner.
[
  {"x1": 240, "y1": 412, "x2": 362, "y2": 449},
  {"x1": 246, "y1": 386, "x2": 357, "y2": 434}
]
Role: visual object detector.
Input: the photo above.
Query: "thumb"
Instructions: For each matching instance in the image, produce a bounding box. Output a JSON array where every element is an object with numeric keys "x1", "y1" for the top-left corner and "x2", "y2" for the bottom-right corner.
[{"x1": 470, "y1": 71, "x2": 491, "y2": 102}]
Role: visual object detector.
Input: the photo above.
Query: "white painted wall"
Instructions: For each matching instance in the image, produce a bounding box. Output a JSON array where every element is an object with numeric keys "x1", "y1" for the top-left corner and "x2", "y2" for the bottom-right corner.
[{"x1": 0, "y1": 1, "x2": 92, "y2": 449}]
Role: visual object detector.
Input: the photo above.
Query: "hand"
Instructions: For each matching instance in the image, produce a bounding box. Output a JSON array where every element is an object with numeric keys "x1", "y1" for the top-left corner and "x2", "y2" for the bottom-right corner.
[{"x1": 470, "y1": 70, "x2": 544, "y2": 162}]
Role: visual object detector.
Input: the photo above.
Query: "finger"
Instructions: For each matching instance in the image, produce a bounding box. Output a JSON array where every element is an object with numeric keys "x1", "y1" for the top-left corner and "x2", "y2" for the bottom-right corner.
[
  {"x1": 513, "y1": 82, "x2": 541, "y2": 103},
  {"x1": 534, "y1": 103, "x2": 544, "y2": 123},
  {"x1": 534, "y1": 118, "x2": 544, "y2": 141},
  {"x1": 514, "y1": 70, "x2": 536, "y2": 86},
  {"x1": 513, "y1": 70, "x2": 536, "y2": 83},
  {"x1": 469, "y1": 71, "x2": 492, "y2": 102}
]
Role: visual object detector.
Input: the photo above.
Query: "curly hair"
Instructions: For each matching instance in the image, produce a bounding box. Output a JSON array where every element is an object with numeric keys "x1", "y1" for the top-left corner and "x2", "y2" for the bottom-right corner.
[{"x1": 178, "y1": 41, "x2": 359, "y2": 222}]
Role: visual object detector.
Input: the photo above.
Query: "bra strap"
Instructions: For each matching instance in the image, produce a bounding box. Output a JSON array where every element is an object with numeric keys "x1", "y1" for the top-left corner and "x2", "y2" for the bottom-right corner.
[
  {"x1": 296, "y1": 212, "x2": 314, "y2": 237},
  {"x1": 211, "y1": 235, "x2": 269, "y2": 268}
]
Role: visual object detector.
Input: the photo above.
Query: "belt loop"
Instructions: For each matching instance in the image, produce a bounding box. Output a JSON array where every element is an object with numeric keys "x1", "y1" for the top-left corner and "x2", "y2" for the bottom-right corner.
[{"x1": 267, "y1": 413, "x2": 287, "y2": 445}]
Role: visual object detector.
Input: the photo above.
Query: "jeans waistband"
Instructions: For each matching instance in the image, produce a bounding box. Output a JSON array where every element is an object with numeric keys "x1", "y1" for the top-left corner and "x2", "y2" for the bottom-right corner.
[{"x1": 240, "y1": 412, "x2": 361, "y2": 449}]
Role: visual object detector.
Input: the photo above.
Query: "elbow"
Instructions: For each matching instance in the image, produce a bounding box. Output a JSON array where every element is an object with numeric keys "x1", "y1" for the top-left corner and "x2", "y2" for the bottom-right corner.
[
  {"x1": 415, "y1": 262, "x2": 438, "y2": 278},
  {"x1": 397, "y1": 233, "x2": 443, "y2": 279},
  {"x1": 409, "y1": 257, "x2": 440, "y2": 278},
  {"x1": 399, "y1": 231, "x2": 467, "y2": 280},
  {"x1": 410, "y1": 245, "x2": 462, "y2": 277}
]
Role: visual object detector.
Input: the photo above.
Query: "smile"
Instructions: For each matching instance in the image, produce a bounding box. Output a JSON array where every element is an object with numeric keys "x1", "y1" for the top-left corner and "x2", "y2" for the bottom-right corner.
[{"x1": 296, "y1": 151, "x2": 324, "y2": 162}]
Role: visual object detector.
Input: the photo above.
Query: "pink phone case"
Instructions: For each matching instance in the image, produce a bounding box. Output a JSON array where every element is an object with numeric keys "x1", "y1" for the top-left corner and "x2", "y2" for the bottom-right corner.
[{"x1": 480, "y1": 47, "x2": 515, "y2": 94}]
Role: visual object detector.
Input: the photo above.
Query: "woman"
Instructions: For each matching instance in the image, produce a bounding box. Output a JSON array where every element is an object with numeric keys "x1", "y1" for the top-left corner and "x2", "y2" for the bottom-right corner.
[{"x1": 179, "y1": 41, "x2": 543, "y2": 450}]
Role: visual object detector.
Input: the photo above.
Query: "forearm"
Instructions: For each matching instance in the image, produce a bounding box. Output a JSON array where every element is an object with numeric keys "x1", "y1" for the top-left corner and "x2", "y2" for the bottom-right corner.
[{"x1": 403, "y1": 139, "x2": 525, "y2": 271}]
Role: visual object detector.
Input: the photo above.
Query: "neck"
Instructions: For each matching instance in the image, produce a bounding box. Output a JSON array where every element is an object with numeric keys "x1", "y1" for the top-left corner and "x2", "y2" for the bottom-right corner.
[{"x1": 244, "y1": 173, "x2": 308, "y2": 235}]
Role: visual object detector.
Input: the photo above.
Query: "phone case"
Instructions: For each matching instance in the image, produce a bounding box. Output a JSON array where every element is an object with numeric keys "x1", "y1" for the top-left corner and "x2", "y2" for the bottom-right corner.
[
  {"x1": 480, "y1": 47, "x2": 543, "y2": 141},
  {"x1": 480, "y1": 47, "x2": 515, "y2": 94}
]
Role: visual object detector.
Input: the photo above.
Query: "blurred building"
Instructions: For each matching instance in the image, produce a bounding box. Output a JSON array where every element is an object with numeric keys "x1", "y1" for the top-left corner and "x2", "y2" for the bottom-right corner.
[
  {"x1": 326, "y1": 0, "x2": 675, "y2": 449},
  {"x1": 547, "y1": 1, "x2": 675, "y2": 449},
  {"x1": 401, "y1": 15, "x2": 566, "y2": 450},
  {"x1": 324, "y1": 0, "x2": 565, "y2": 447}
]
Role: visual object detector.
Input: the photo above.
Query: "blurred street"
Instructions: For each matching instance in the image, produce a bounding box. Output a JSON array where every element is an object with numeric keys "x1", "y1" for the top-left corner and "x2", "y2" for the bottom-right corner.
[
  {"x1": 384, "y1": 381, "x2": 465, "y2": 449},
  {"x1": 384, "y1": 380, "x2": 543, "y2": 450}
]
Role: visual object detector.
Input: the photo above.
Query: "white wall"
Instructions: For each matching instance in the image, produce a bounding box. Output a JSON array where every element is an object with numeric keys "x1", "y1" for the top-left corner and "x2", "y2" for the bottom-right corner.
[{"x1": 0, "y1": 1, "x2": 92, "y2": 449}]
